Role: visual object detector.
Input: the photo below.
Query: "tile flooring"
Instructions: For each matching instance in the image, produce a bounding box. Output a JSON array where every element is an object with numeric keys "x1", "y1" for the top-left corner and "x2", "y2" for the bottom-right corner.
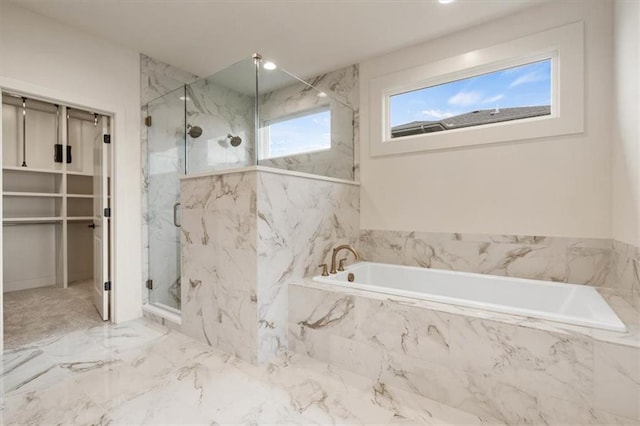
[{"x1": 1, "y1": 318, "x2": 494, "y2": 425}]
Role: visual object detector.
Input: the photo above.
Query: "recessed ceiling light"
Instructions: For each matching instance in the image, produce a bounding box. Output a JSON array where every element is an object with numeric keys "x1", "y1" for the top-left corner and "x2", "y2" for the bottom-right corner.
[
  {"x1": 317, "y1": 92, "x2": 327, "y2": 98},
  {"x1": 263, "y1": 61, "x2": 277, "y2": 70},
  {"x1": 179, "y1": 96, "x2": 190, "y2": 101},
  {"x1": 439, "y1": 0, "x2": 454, "y2": 3}
]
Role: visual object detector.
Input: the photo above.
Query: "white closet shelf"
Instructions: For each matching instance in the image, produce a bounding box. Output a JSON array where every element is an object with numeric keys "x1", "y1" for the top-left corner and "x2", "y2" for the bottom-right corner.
[
  {"x1": 3, "y1": 166, "x2": 63, "y2": 175},
  {"x1": 67, "y1": 194, "x2": 94, "y2": 199},
  {"x1": 67, "y1": 171, "x2": 94, "y2": 177},
  {"x1": 3, "y1": 217, "x2": 63, "y2": 223},
  {"x1": 3, "y1": 192, "x2": 63, "y2": 198},
  {"x1": 67, "y1": 216, "x2": 94, "y2": 221}
]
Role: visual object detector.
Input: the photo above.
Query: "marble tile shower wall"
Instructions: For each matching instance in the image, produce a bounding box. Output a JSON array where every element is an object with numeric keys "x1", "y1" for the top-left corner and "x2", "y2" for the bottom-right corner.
[
  {"x1": 141, "y1": 54, "x2": 256, "y2": 308},
  {"x1": 180, "y1": 170, "x2": 359, "y2": 363},
  {"x1": 186, "y1": 79, "x2": 254, "y2": 174},
  {"x1": 180, "y1": 172, "x2": 258, "y2": 361},
  {"x1": 255, "y1": 172, "x2": 359, "y2": 362},
  {"x1": 141, "y1": 54, "x2": 199, "y2": 307},
  {"x1": 358, "y1": 230, "x2": 640, "y2": 307},
  {"x1": 258, "y1": 65, "x2": 359, "y2": 180}
]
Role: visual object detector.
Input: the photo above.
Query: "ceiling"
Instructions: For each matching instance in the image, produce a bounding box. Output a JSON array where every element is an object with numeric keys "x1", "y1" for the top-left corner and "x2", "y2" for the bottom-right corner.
[{"x1": 10, "y1": 0, "x2": 547, "y2": 80}]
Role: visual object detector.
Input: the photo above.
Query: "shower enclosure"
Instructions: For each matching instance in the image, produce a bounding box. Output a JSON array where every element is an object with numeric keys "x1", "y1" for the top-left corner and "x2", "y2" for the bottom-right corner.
[{"x1": 144, "y1": 55, "x2": 354, "y2": 313}]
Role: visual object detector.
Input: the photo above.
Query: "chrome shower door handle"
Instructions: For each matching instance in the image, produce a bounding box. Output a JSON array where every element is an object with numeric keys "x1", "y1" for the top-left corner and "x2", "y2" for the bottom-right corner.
[{"x1": 173, "y1": 202, "x2": 181, "y2": 227}]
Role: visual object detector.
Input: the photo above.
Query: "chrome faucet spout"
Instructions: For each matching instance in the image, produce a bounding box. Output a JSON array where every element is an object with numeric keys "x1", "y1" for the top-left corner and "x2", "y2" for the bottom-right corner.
[{"x1": 330, "y1": 244, "x2": 361, "y2": 274}]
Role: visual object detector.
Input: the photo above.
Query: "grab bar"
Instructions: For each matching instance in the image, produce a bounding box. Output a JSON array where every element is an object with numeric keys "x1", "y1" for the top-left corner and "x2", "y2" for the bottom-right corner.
[{"x1": 173, "y1": 202, "x2": 181, "y2": 227}]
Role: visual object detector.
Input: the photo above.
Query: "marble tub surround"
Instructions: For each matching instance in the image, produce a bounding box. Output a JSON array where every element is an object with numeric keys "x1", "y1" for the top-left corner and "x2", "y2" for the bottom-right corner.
[
  {"x1": 359, "y1": 230, "x2": 633, "y2": 288},
  {"x1": 289, "y1": 280, "x2": 640, "y2": 424},
  {"x1": 258, "y1": 64, "x2": 359, "y2": 181},
  {"x1": 2, "y1": 319, "x2": 492, "y2": 425},
  {"x1": 609, "y1": 239, "x2": 640, "y2": 308},
  {"x1": 180, "y1": 167, "x2": 359, "y2": 364}
]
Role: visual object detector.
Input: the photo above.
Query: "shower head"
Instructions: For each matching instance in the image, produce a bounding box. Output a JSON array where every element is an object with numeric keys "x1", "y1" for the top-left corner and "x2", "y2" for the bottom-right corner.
[
  {"x1": 227, "y1": 134, "x2": 242, "y2": 147},
  {"x1": 187, "y1": 125, "x2": 203, "y2": 138}
]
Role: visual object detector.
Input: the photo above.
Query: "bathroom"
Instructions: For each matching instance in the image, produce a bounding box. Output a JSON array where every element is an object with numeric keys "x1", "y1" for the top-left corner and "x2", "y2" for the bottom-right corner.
[{"x1": 1, "y1": 0, "x2": 639, "y2": 424}]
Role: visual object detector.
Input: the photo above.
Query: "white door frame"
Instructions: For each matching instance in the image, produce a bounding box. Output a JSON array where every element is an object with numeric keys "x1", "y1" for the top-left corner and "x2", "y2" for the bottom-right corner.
[{"x1": 0, "y1": 81, "x2": 117, "y2": 352}]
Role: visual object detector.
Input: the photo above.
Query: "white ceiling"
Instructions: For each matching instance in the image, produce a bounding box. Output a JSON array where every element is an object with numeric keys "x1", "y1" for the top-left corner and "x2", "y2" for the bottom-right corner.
[{"x1": 10, "y1": 0, "x2": 547, "y2": 79}]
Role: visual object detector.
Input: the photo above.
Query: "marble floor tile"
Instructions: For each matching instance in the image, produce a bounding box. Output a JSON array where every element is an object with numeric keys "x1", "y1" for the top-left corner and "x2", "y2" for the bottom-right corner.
[{"x1": 2, "y1": 319, "x2": 491, "y2": 425}]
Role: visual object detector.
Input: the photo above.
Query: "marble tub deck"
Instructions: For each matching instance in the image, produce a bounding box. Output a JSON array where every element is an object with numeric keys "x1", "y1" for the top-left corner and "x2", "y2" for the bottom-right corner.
[
  {"x1": 289, "y1": 278, "x2": 640, "y2": 425},
  {"x1": 1, "y1": 319, "x2": 494, "y2": 425}
]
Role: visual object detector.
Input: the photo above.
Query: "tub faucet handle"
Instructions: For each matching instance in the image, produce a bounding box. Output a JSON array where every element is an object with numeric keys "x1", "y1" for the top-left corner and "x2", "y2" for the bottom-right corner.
[
  {"x1": 337, "y1": 258, "x2": 347, "y2": 272},
  {"x1": 318, "y1": 264, "x2": 329, "y2": 277}
]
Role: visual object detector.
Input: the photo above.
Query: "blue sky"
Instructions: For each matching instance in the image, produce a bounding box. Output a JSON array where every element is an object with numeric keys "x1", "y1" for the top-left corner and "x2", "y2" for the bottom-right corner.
[
  {"x1": 390, "y1": 59, "x2": 552, "y2": 127},
  {"x1": 267, "y1": 109, "x2": 331, "y2": 158}
]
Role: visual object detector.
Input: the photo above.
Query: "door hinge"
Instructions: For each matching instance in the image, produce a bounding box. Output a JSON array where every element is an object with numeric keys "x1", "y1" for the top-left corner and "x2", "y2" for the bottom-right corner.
[
  {"x1": 146, "y1": 279, "x2": 153, "y2": 290},
  {"x1": 104, "y1": 207, "x2": 111, "y2": 218},
  {"x1": 144, "y1": 116, "x2": 152, "y2": 127},
  {"x1": 104, "y1": 281, "x2": 112, "y2": 291},
  {"x1": 103, "y1": 134, "x2": 111, "y2": 144}
]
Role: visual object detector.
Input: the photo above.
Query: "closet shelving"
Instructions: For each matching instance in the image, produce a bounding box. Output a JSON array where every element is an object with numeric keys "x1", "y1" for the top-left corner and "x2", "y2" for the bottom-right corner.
[{"x1": 2, "y1": 93, "x2": 99, "y2": 291}]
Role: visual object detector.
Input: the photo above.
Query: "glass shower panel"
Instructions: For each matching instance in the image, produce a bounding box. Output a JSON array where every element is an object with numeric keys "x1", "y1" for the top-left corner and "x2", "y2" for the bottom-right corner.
[
  {"x1": 146, "y1": 85, "x2": 185, "y2": 311},
  {"x1": 185, "y1": 58, "x2": 257, "y2": 174},
  {"x1": 257, "y1": 66, "x2": 354, "y2": 180}
]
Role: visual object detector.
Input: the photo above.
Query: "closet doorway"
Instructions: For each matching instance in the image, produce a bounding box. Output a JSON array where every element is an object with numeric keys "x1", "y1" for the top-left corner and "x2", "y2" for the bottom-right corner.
[{"x1": 1, "y1": 91, "x2": 113, "y2": 349}]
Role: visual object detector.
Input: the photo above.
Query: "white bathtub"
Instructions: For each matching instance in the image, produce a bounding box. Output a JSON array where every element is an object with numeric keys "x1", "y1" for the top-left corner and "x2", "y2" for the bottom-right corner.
[{"x1": 313, "y1": 262, "x2": 627, "y2": 332}]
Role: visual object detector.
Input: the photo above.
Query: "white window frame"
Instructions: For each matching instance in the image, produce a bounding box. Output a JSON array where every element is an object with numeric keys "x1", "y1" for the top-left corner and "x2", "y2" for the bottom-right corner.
[
  {"x1": 259, "y1": 106, "x2": 331, "y2": 160},
  {"x1": 369, "y1": 21, "x2": 584, "y2": 156}
]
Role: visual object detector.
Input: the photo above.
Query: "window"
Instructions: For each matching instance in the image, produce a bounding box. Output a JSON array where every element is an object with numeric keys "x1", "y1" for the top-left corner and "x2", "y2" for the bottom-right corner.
[
  {"x1": 260, "y1": 108, "x2": 331, "y2": 159},
  {"x1": 368, "y1": 22, "x2": 584, "y2": 156},
  {"x1": 390, "y1": 59, "x2": 552, "y2": 139}
]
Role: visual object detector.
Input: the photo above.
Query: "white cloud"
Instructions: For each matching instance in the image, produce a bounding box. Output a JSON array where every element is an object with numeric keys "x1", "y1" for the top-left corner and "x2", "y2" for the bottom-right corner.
[
  {"x1": 448, "y1": 91, "x2": 483, "y2": 106},
  {"x1": 422, "y1": 109, "x2": 456, "y2": 120},
  {"x1": 510, "y1": 71, "x2": 545, "y2": 88},
  {"x1": 482, "y1": 94, "x2": 504, "y2": 104}
]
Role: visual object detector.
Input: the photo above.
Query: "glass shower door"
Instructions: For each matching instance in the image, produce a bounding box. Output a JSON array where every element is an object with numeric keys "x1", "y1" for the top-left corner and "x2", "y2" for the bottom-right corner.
[{"x1": 146, "y1": 86, "x2": 185, "y2": 311}]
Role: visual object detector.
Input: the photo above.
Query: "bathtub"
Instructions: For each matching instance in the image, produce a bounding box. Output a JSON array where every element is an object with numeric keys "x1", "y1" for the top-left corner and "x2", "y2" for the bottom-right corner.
[{"x1": 313, "y1": 261, "x2": 626, "y2": 332}]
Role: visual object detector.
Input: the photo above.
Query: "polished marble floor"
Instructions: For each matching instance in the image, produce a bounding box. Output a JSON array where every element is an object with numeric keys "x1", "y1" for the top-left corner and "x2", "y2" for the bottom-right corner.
[
  {"x1": 3, "y1": 279, "x2": 104, "y2": 350},
  {"x1": 1, "y1": 319, "x2": 495, "y2": 425}
]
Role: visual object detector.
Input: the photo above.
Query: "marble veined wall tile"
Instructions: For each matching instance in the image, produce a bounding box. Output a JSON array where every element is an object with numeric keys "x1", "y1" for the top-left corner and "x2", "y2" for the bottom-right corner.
[
  {"x1": 180, "y1": 173, "x2": 258, "y2": 362},
  {"x1": 186, "y1": 79, "x2": 255, "y2": 174},
  {"x1": 141, "y1": 54, "x2": 199, "y2": 105},
  {"x1": 359, "y1": 230, "x2": 617, "y2": 287},
  {"x1": 256, "y1": 172, "x2": 359, "y2": 363},
  {"x1": 355, "y1": 298, "x2": 450, "y2": 367},
  {"x1": 608, "y1": 240, "x2": 640, "y2": 309},
  {"x1": 181, "y1": 170, "x2": 359, "y2": 364},
  {"x1": 448, "y1": 315, "x2": 594, "y2": 406},
  {"x1": 593, "y1": 340, "x2": 640, "y2": 421},
  {"x1": 288, "y1": 281, "x2": 640, "y2": 424}
]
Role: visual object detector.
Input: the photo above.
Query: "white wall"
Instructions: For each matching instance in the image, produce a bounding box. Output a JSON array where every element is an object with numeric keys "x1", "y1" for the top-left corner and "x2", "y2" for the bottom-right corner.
[
  {"x1": 612, "y1": 0, "x2": 640, "y2": 247},
  {"x1": 0, "y1": 2, "x2": 143, "y2": 323},
  {"x1": 359, "y1": 0, "x2": 613, "y2": 238}
]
